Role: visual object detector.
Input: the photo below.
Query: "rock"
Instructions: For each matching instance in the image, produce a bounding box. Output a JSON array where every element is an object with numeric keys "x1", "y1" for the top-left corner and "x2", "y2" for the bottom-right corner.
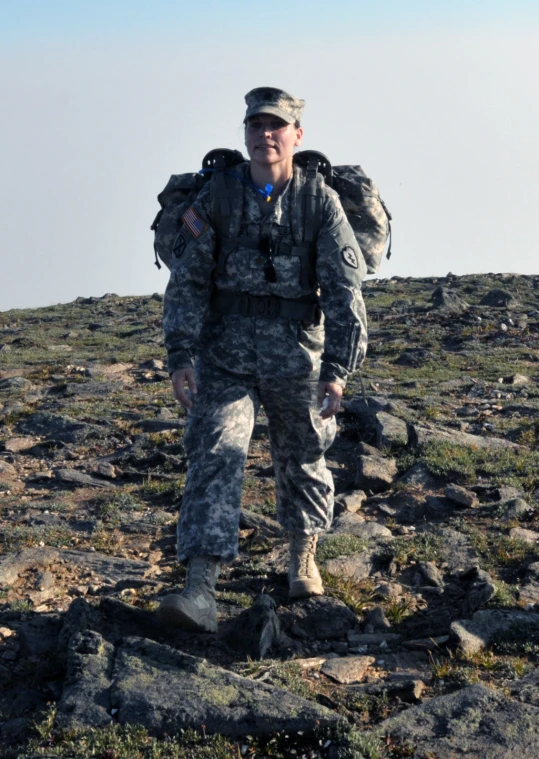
[
  {"x1": 352, "y1": 678, "x2": 426, "y2": 702},
  {"x1": 56, "y1": 630, "x2": 115, "y2": 729},
  {"x1": 0, "y1": 376, "x2": 33, "y2": 392},
  {"x1": 376, "y1": 684, "x2": 539, "y2": 758},
  {"x1": 18, "y1": 614, "x2": 63, "y2": 659},
  {"x1": 281, "y1": 597, "x2": 359, "y2": 641},
  {"x1": 3, "y1": 437, "x2": 40, "y2": 453},
  {"x1": 418, "y1": 561, "x2": 445, "y2": 588},
  {"x1": 347, "y1": 632, "x2": 402, "y2": 646},
  {"x1": 56, "y1": 632, "x2": 341, "y2": 738},
  {"x1": 431, "y1": 527, "x2": 480, "y2": 574},
  {"x1": 231, "y1": 595, "x2": 280, "y2": 660},
  {"x1": 495, "y1": 485, "x2": 525, "y2": 502},
  {"x1": 501, "y1": 373, "x2": 530, "y2": 385},
  {"x1": 480, "y1": 288, "x2": 515, "y2": 307},
  {"x1": 396, "y1": 461, "x2": 444, "y2": 490},
  {"x1": 363, "y1": 606, "x2": 391, "y2": 632},
  {"x1": 509, "y1": 527, "x2": 539, "y2": 545},
  {"x1": 451, "y1": 609, "x2": 539, "y2": 656},
  {"x1": 86, "y1": 461, "x2": 117, "y2": 479},
  {"x1": 54, "y1": 468, "x2": 115, "y2": 488},
  {"x1": 403, "y1": 635, "x2": 450, "y2": 652},
  {"x1": 384, "y1": 491, "x2": 429, "y2": 524},
  {"x1": 0, "y1": 548, "x2": 159, "y2": 592},
  {"x1": 375, "y1": 412, "x2": 408, "y2": 448},
  {"x1": 355, "y1": 452, "x2": 398, "y2": 492},
  {"x1": 395, "y1": 349, "x2": 434, "y2": 367},
  {"x1": 329, "y1": 513, "x2": 392, "y2": 540},
  {"x1": 431, "y1": 286, "x2": 469, "y2": 312},
  {"x1": 501, "y1": 498, "x2": 534, "y2": 521},
  {"x1": 520, "y1": 566, "x2": 539, "y2": 605},
  {"x1": 324, "y1": 552, "x2": 374, "y2": 581},
  {"x1": 337, "y1": 490, "x2": 367, "y2": 514},
  {"x1": 461, "y1": 567, "x2": 496, "y2": 617},
  {"x1": 17, "y1": 412, "x2": 102, "y2": 444},
  {"x1": 445, "y1": 484, "x2": 479, "y2": 507},
  {"x1": 136, "y1": 419, "x2": 186, "y2": 432},
  {"x1": 511, "y1": 667, "x2": 539, "y2": 707},
  {"x1": 0, "y1": 460, "x2": 16, "y2": 479},
  {"x1": 408, "y1": 423, "x2": 522, "y2": 451},
  {"x1": 321, "y1": 655, "x2": 375, "y2": 684},
  {"x1": 65, "y1": 381, "x2": 126, "y2": 399},
  {"x1": 239, "y1": 509, "x2": 284, "y2": 539}
]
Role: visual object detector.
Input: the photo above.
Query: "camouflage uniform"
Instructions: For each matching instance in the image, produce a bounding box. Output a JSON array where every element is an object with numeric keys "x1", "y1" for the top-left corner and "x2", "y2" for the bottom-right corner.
[{"x1": 163, "y1": 93, "x2": 368, "y2": 565}]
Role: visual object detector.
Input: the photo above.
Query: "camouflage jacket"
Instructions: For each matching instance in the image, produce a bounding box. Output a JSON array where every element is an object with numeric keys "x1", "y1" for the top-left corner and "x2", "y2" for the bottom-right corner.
[{"x1": 163, "y1": 164, "x2": 368, "y2": 386}]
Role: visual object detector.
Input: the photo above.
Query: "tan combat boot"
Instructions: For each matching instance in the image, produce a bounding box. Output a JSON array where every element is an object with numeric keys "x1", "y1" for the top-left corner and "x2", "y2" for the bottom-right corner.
[
  {"x1": 288, "y1": 533, "x2": 324, "y2": 600},
  {"x1": 158, "y1": 555, "x2": 220, "y2": 633}
]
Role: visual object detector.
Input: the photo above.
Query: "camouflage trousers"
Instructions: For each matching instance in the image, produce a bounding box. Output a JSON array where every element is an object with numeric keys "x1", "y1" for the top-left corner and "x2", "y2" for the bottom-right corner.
[{"x1": 177, "y1": 360, "x2": 337, "y2": 563}]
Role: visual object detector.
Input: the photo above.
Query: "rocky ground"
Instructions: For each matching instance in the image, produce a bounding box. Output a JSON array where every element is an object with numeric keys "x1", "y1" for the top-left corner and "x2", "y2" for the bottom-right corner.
[{"x1": 0, "y1": 272, "x2": 539, "y2": 758}]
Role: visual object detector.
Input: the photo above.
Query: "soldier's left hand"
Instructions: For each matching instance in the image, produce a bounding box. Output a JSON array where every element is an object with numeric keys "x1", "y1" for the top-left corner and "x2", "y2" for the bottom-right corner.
[{"x1": 317, "y1": 381, "x2": 343, "y2": 419}]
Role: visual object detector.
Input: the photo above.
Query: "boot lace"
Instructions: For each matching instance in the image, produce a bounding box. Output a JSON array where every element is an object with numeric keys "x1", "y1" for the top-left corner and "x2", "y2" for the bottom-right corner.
[
  {"x1": 183, "y1": 557, "x2": 217, "y2": 599},
  {"x1": 293, "y1": 535, "x2": 317, "y2": 577}
]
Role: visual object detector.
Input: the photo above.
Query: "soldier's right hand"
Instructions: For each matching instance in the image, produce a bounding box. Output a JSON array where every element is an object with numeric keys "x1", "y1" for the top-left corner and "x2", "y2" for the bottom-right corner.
[{"x1": 171, "y1": 368, "x2": 197, "y2": 410}]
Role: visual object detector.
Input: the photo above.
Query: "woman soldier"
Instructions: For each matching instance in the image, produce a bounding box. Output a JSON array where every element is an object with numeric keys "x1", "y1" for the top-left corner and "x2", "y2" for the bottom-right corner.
[{"x1": 159, "y1": 86, "x2": 367, "y2": 632}]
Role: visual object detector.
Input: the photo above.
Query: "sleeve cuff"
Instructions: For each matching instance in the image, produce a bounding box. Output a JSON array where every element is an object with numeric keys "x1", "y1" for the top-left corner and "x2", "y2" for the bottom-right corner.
[
  {"x1": 167, "y1": 351, "x2": 194, "y2": 375},
  {"x1": 319, "y1": 362, "x2": 348, "y2": 387}
]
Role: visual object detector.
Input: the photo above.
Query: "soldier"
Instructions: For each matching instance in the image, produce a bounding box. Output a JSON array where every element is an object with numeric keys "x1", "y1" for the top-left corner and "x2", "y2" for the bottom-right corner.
[{"x1": 159, "y1": 86, "x2": 368, "y2": 632}]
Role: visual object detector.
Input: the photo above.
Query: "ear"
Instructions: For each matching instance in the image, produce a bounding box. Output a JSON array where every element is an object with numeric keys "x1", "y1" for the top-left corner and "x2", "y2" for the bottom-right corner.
[{"x1": 294, "y1": 126, "x2": 304, "y2": 147}]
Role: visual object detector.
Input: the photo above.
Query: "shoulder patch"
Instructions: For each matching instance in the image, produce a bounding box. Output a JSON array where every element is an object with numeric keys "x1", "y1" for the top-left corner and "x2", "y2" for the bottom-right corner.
[
  {"x1": 182, "y1": 206, "x2": 208, "y2": 239},
  {"x1": 173, "y1": 229, "x2": 188, "y2": 258},
  {"x1": 342, "y1": 246, "x2": 358, "y2": 268}
]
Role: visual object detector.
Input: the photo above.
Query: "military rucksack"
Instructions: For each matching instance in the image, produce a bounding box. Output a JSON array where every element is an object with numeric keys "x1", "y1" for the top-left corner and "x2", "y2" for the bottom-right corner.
[{"x1": 151, "y1": 148, "x2": 391, "y2": 275}]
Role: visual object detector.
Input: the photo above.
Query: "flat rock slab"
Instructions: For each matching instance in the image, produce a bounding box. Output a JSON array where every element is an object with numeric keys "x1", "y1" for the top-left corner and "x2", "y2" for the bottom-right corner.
[
  {"x1": 356, "y1": 453, "x2": 398, "y2": 492},
  {"x1": 64, "y1": 381, "x2": 125, "y2": 398},
  {"x1": 3, "y1": 437, "x2": 40, "y2": 453},
  {"x1": 451, "y1": 610, "x2": 539, "y2": 656},
  {"x1": 511, "y1": 667, "x2": 539, "y2": 707},
  {"x1": 324, "y1": 551, "x2": 374, "y2": 581},
  {"x1": 56, "y1": 632, "x2": 340, "y2": 738},
  {"x1": 239, "y1": 508, "x2": 284, "y2": 539},
  {"x1": 0, "y1": 547, "x2": 159, "y2": 590},
  {"x1": 321, "y1": 655, "x2": 375, "y2": 683},
  {"x1": 17, "y1": 412, "x2": 103, "y2": 444},
  {"x1": 509, "y1": 527, "x2": 539, "y2": 545},
  {"x1": 409, "y1": 423, "x2": 521, "y2": 451},
  {"x1": 376, "y1": 683, "x2": 539, "y2": 759},
  {"x1": 281, "y1": 596, "x2": 359, "y2": 641},
  {"x1": 375, "y1": 412, "x2": 408, "y2": 448},
  {"x1": 432, "y1": 527, "x2": 480, "y2": 574},
  {"x1": 53, "y1": 468, "x2": 115, "y2": 488},
  {"x1": 329, "y1": 513, "x2": 392, "y2": 540}
]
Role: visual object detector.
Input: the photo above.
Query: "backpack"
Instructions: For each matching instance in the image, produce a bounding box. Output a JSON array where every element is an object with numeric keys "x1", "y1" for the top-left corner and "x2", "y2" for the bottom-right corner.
[{"x1": 151, "y1": 149, "x2": 392, "y2": 275}]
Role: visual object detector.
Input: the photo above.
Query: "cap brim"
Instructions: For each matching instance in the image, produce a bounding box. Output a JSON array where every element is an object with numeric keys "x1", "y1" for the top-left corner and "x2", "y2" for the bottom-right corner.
[{"x1": 245, "y1": 105, "x2": 295, "y2": 123}]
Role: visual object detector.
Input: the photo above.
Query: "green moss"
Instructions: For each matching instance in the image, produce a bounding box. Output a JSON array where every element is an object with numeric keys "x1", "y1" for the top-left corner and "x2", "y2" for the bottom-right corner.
[{"x1": 317, "y1": 534, "x2": 367, "y2": 561}]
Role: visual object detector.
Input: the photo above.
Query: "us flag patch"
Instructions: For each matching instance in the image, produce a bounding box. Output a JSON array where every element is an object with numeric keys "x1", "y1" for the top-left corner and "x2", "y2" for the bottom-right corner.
[{"x1": 182, "y1": 206, "x2": 208, "y2": 239}]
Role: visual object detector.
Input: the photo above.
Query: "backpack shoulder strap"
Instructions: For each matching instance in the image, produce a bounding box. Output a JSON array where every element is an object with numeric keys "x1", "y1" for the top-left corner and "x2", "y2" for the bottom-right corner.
[
  {"x1": 202, "y1": 149, "x2": 246, "y2": 240},
  {"x1": 292, "y1": 152, "x2": 329, "y2": 244}
]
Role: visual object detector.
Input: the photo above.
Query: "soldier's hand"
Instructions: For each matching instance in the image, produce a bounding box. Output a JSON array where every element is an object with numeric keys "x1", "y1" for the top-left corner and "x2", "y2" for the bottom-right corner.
[
  {"x1": 171, "y1": 368, "x2": 197, "y2": 410},
  {"x1": 317, "y1": 381, "x2": 343, "y2": 419}
]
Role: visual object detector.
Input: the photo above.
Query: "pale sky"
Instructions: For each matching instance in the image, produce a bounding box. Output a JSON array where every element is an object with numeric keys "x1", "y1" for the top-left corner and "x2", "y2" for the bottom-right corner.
[{"x1": 1, "y1": 0, "x2": 538, "y2": 311}]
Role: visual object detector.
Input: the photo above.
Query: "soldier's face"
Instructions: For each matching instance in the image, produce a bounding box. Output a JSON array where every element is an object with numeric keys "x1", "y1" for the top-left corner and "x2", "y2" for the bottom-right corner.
[{"x1": 245, "y1": 114, "x2": 303, "y2": 165}]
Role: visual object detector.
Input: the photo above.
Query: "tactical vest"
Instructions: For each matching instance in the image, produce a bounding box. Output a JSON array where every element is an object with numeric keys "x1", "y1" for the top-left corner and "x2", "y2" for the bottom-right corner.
[{"x1": 152, "y1": 149, "x2": 391, "y2": 285}]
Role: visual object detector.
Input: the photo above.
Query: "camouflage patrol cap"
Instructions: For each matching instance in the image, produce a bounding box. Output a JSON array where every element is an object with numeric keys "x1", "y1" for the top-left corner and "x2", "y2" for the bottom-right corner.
[{"x1": 244, "y1": 86, "x2": 305, "y2": 124}]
